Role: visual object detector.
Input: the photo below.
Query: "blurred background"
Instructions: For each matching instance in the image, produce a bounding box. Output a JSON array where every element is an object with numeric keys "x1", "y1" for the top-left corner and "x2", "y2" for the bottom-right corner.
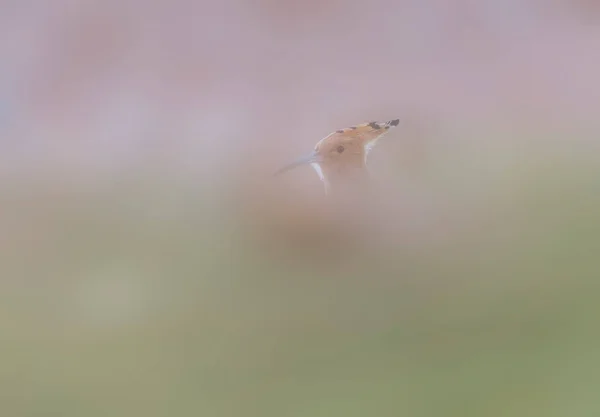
[{"x1": 1, "y1": 1, "x2": 600, "y2": 416}]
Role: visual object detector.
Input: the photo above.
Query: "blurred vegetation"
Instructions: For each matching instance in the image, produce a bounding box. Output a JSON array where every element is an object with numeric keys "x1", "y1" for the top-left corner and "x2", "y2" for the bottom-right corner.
[
  {"x1": 3, "y1": 1, "x2": 600, "y2": 415},
  {"x1": 1, "y1": 138, "x2": 599, "y2": 417}
]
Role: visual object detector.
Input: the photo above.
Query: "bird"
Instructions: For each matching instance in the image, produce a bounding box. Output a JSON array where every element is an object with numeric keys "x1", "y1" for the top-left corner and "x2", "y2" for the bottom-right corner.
[
  {"x1": 235, "y1": 119, "x2": 400, "y2": 263},
  {"x1": 274, "y1": 119, "x2": 400, "y2": 195},
  {"x1": 261, "y1": 119, "x2": 401, "y2": 259}
]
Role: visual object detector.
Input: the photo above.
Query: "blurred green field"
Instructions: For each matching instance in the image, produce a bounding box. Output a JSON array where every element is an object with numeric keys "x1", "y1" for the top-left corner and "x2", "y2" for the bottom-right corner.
[{"x1": 1, "y1": 138, "x2": 599, "y2": 417}]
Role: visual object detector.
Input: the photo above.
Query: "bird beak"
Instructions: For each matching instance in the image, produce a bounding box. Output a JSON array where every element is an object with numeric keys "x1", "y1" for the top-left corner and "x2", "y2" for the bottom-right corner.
[{"x1": 273, "y1": 150, "x2": 320, "y2": 176}]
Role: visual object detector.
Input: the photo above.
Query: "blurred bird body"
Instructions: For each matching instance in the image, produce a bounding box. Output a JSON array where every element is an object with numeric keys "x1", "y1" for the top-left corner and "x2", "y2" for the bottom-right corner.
[{"x1": 252, "y1": 119, "x2": 401, "y2": 258}]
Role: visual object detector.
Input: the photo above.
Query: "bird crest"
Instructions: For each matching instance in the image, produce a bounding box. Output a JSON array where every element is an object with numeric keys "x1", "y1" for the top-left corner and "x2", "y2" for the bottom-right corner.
[{"x1": 274, "y1": 119, "x2": 399, "y2": 194}]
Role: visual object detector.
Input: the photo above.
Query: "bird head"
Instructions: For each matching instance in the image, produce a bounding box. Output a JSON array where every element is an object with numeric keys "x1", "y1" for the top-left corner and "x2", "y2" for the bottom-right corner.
[{"x1": 274, "y1": 119, "x2": 399, "y2": 193}]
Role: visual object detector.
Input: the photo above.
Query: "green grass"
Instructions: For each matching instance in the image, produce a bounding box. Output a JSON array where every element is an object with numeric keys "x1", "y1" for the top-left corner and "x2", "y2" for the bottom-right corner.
[{"x1": 1, "y1": 142, "x2": 599, "y2": 416}]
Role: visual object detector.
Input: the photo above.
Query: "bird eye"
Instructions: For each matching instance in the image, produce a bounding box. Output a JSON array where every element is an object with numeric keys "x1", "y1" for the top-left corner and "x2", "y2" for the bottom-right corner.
[{"x1": 336, "y1": 145, "x2": 345, "y2": 153}]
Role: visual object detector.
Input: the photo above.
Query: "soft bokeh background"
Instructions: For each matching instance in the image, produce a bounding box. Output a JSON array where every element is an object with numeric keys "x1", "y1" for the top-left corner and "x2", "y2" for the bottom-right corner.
[{"x1": 2, "y1": 1, "x2": 600, "y2": 416}]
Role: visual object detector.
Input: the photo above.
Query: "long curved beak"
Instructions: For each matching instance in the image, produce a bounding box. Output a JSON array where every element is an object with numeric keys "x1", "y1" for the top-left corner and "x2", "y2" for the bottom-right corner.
[{"x1": 273, "y1": 150, "x2": 320, "y2": 176}]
